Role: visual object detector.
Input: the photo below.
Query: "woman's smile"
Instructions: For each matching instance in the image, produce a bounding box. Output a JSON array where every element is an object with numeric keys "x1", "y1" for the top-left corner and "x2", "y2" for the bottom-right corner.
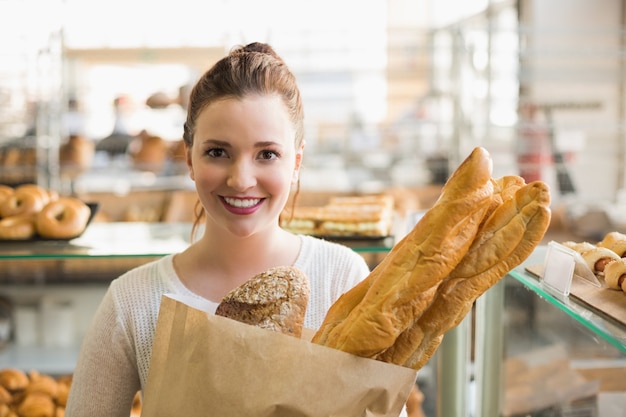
[{"x1": 221, "y1": 196, "x2": 264, "y2": 214}]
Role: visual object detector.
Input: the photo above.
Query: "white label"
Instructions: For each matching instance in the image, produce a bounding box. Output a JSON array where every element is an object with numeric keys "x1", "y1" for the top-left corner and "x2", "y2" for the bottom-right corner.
[{"x1": 542, "y1": 241, "x2": 576, "y2": 296}]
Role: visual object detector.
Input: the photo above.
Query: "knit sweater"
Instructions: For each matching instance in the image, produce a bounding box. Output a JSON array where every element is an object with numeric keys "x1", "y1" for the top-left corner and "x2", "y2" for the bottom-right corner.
[{"x1": 65, "y1": 234, "x2": 370, "y2": 417}]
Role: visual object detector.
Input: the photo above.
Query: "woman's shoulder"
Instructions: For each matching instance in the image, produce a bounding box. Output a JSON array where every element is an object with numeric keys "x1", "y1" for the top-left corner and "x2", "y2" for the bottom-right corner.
[
  {"x1": 109, "y1": 254, "x2": 175, "y2": 294},
  {"x1": 298, "y1": 234, "x2": 359, "y2": 256},
  {"x1": 296, "y1": 234, "x2": 369, "y2": 270}
]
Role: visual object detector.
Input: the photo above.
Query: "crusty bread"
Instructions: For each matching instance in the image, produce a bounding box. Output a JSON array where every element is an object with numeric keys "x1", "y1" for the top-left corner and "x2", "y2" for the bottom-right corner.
[
  {"x1": 378, "y1": 180, "x2": 551, "y2": 369},
  {"x1": 215, "y1": 266, "x2": 310, "y2": 338},
  {"x1": 311, "y1": 146, "x2": 496, "y2": 358},
  {"x1": 311, "y1": 147, "x2": 551, "y2": 371}
]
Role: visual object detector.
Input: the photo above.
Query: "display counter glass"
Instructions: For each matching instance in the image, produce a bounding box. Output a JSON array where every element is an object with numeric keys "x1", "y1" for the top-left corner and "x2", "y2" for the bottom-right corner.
[{"x1": 0, "y1": 222, "x2": 394, "y2": 260}]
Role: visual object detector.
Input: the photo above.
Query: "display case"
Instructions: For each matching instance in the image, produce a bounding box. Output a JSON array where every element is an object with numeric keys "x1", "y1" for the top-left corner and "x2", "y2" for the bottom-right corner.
[
  {"x1": 474, "y1": 245, "x2": 626, "y2": 417},
  {"x1": 0, "y1": 223, "x2": 393, "y2": 375}
]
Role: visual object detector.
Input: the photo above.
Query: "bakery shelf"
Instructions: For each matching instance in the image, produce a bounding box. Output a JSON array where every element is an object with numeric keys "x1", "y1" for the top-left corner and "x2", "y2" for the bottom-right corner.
[
  {"x1": 0, "y1": 222, "x2": 393, "y2": 261},
  {"x1": 0, "y1": 345, "x2": 80, "y2": 376},
  {"x1": 474, "y1": 245, "x2": 626, "y2": 417},
  {"x1": 507, "y1": 246, "x2": 626, "y2": 354}
]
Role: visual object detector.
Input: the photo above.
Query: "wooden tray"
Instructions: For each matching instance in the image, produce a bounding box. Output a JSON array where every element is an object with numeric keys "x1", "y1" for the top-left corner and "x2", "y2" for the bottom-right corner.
[{"x1": 526, "y1": 264, "x2": 626, "y2": 326}]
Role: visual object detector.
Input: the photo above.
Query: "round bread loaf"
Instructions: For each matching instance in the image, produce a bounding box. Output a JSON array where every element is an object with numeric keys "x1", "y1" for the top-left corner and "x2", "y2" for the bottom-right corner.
[{"x1": 215, "y1": 266, "x2": 310, "y2": 338}]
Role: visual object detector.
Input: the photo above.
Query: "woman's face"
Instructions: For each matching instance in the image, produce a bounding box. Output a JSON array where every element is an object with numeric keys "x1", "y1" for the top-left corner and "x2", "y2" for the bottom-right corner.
[{"x1": 187, "y1": 94, "x2": 303, "y2": 238}]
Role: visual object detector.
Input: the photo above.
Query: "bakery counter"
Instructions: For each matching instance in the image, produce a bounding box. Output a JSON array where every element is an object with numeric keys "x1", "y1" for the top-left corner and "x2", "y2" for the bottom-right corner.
[
  {"x1": 0, "y1": 222, "x2": 193, "y2": 283},
  {"x1": 0, "y1": 222, "x2": 394, "y2": 375},
  {"x1": 0, "y1": 222, "x2": 394, "y2": 282},
  {"x1": 474, "y1": 245, "x2": 626, "y2": 417}
]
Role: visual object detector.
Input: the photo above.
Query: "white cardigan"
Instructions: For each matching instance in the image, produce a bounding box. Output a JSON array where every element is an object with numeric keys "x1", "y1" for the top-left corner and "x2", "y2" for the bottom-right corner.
[{"x1": 65, "y1": 234, "x2": 371, "y2": 417}]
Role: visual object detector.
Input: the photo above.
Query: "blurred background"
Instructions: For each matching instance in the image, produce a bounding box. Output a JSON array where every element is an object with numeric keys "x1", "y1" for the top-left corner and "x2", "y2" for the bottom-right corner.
[{"x1": 1, "y1": 0, "x2": 624, "y2": 216}]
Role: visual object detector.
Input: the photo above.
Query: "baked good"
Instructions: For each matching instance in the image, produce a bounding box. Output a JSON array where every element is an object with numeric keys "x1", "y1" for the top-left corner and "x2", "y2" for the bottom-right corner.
[
  {"x1": 15, "y1": 184, "x2": 51, "y2": 206},
  {"x1": 311, "y1": 146, "x2": 496, "y2": 357},
  {"x1": 0, "y1": 385, "x2": 11, "y2": 404},
  {"x1": 317, "y1": 203, "x2": 393, "y2": 236},
  {"x1": 0, "y1": 185, "x2": 13, "y2": 206},
  {"x1": 603, "y1": 258, "x2": 626, "y2": 290},
  {"x1": 280, "y1": 206, "x2": 325, "y2": 235},
  {"x1": 17, "y1": 392, "x2": 55, "y2": 417},
  {"x1": 25, "y1": 371, "x2": 58, "y2": 400},
  {"x1": 281, "y1": 194, "x2": 395, "y2": 237},
  {"x1": 59, "y1": 135, "x2": 95, "y2": 178},
  {"x1": 36, "y1": 197, "x2": 91, "y2": 239},
  {"x1": 130, "y1": 131, "x2": 168, "y2": 173},
  {"x1": 312, "y1": 147, "x2": 550, "y2": 371},
  {"x1": 562, "y1": 240, "x2": 595, "y2": 254},
  {"x1": 215, "y1": 266, "x2": 310, "y2": 338},
  {"x1": 598, "y1": 231, "x2": 626, "y2": 250},
  {"x1": 0, "y1": 187, "x2": 46, "y2": 218},
  {"x1": 0, "y1": 368, "x2": 29, "y2": 391},
  {"x1": 596, "y1": 231, "x2": 626, "y2": 257},
  {"x1": 377, "y1": 180, "x2": 551, "y2": 370},
  {"x1": 0, "y1": 213, "x2": 37, "y2": 240},
  {"x1": 582, "y1": 246, "x2": 620, "y2": 275}
]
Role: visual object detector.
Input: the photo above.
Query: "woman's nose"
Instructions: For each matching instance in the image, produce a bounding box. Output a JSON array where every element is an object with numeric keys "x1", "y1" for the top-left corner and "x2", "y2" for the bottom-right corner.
[{"x1": 226, "y1": 160, "x2": 257, "y2": 191}]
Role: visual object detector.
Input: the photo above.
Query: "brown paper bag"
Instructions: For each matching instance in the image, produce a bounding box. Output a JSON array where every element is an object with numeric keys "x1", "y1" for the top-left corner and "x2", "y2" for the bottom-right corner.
[{"x1": 141, "y1": 294, "x2": 417, "y2": 417}]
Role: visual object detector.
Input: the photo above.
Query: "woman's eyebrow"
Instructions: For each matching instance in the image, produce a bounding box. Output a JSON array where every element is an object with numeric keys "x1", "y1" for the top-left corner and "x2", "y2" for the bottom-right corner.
[
  {"x1": 254, "y1": 140, "x2": 282, "y2": 148},
  {"x1": 202, "y1": 139, "x2": 231, "y2": 147}
]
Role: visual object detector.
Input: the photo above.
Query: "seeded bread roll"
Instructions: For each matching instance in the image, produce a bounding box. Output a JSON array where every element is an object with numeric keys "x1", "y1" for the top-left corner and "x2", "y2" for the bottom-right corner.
[{"x1": 215, "y1": 266, "x2": 310, "y2": 338}]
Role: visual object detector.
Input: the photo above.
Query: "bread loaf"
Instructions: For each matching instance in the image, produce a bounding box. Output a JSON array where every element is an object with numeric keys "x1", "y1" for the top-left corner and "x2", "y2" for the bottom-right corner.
[
  {"x1": 311, "y1": 146, "x2": 496, "y2": 358},
  {"x1": 215, "y1": 266, "x2": 310, "y2": 338},
  {"x1": 312, "y1": 146, "x2": 551, "y2": 372},
  {"x1": 378, "y1": 180, "x2": 551, "y2": 369}
]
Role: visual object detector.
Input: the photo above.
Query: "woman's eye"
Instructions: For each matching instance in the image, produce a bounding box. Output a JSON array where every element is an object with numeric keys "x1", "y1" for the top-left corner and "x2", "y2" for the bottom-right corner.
[
  {"x1": 259, "y1": 150, "x2": 279, "y2": 160},
  {"x1": 206, "y1": 148, "x2": 227, "y2": 158}
]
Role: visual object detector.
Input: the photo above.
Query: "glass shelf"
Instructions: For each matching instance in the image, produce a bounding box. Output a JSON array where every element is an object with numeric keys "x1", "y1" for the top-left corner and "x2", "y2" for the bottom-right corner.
[
  {"x1": 0, "y1": 223, "x2": 393, "y2": 260},
  {"x1": 507, "y1": 246, "x2": 626, "y2": 354}
]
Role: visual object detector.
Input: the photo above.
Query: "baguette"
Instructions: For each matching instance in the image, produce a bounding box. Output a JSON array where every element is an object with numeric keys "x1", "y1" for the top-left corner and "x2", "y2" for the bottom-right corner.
[
  {"x1": 378, "y1": 180, "x2": 551, "y2": 369},
  {"x1": 311, "y1": 146, "x2": 495, "y2": 357}
]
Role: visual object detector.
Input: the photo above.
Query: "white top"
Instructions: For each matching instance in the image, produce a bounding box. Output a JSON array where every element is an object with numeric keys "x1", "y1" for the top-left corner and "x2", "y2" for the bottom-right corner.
[{"x1": 65, "y1": 234, "x2": 370, "y2": 417}]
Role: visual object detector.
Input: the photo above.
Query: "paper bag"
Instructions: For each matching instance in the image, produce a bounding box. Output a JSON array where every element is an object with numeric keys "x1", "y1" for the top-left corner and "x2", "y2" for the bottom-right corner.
[{"x1": 141, "y1": 294, "x2": 417, "y2": 417}]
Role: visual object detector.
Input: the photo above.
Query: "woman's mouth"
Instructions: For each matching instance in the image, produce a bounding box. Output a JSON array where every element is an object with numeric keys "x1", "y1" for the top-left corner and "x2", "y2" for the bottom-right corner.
[{"x1": 221, "y1": 196, "x2": 263, "y2": 214}]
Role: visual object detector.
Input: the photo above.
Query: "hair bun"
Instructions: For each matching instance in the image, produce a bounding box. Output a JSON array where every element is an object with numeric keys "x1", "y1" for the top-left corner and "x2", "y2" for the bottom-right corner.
[{"x1": 236, "y1": 42, "x2": 283, "y2": 62}]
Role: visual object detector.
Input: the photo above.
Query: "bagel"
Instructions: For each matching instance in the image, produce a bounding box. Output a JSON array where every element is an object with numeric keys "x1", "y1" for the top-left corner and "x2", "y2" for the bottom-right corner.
[
  {"x1": 0, "y1": 213, "x2": 37, "y2": 240},
  {"x1": 0, "y1": 188, "x2": 46, "y2": 218},
  {"x1": 0, "y1": 185, "x2": 13, "y2": 209},
  {"x1": 36, "y1": 197, "x2": 91, "y2": 239},
  {"x1": 15, "y1": 184, "x2": 51, "y2": 206}
]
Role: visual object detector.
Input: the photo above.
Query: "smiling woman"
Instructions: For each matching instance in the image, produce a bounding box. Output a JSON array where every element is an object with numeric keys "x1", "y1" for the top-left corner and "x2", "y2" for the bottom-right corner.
[{"x1": 64, "y1": 42, "x2": 374, "y2": 417}]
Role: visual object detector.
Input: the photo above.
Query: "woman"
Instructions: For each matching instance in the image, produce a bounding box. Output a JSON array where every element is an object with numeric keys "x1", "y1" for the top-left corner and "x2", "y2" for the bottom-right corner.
[{"x1": 64, "y1": 42, "x2": 370, "y2": 416}]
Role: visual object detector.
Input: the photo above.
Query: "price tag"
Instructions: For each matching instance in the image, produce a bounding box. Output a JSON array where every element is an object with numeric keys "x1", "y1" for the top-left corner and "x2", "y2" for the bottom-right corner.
[{"x1": 542, "y1": 241, "x2": 576, "y2": 296}]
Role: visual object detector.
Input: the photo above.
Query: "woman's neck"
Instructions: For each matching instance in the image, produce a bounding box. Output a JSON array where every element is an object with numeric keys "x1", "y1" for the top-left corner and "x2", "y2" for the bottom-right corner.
[{"x1": 175, "y1": 223, "x2": 301, "y2": 301}]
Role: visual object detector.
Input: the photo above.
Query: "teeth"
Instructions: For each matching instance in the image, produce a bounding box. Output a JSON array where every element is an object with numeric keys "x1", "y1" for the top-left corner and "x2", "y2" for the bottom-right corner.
[{"x1": 224, "y1": 197, "x2": 261, "y2": 208}]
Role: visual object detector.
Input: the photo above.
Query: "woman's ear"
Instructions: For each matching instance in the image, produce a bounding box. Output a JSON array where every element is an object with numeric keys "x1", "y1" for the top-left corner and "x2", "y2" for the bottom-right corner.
[
  {"x1": 185, "y1": 142, "x2": 195, "y2": 181},
  {"x1": 292, "y1": 142, "x2": 305, "y2": 183}
]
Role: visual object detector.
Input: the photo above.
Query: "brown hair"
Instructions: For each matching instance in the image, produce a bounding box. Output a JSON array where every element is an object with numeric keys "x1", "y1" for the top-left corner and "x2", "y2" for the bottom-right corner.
[{"x1": 183, "y1": 42, "x2": 305, "y2": 238}]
